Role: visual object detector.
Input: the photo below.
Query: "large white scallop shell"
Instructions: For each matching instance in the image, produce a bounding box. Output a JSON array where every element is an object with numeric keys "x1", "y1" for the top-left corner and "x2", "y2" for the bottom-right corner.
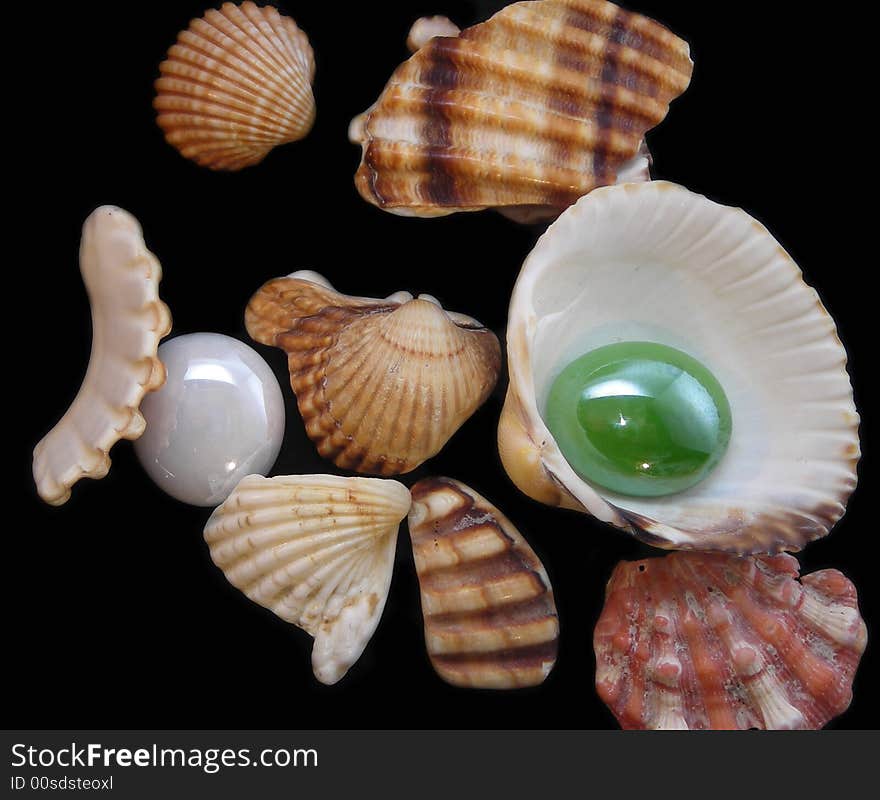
[
  {"x1": 154, "y1": 2, "x2": 316, "y2": 171},
  {"x1": 498, "y1": 181, "x2": 859, "y2": 553},
  {"x1": 203, "y1": 474, "x2": 411, "y2": 684},
  {"x1": 33, "y1": 206, "x2": 172, "y2": 506}
]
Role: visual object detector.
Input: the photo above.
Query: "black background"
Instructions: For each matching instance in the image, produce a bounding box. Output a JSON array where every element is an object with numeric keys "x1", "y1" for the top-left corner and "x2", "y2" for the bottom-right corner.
[{"x1": 11, "y1": 0, "x2": 876, "y2": 730}]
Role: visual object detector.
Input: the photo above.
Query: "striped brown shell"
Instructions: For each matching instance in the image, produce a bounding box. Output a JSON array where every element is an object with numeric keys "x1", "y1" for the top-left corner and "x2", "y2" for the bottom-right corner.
[
  {"x1": 408, "y1": 477, "x2": 559, "y2": 689},
  {"x1": 245, "y1": 273, "x2": 501, "y2": 476},
  {"x1": 155, "y1": 2, "x2": 315, "y2": 171},
  {"x1": 350, "y1": 0, "x2": 692, "y2": 218}
]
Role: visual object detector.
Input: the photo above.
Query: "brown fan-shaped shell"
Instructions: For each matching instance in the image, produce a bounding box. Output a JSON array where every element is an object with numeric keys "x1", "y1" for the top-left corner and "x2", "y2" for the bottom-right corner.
[
  {"x1": 155, "y1": 2, "x2": 315, "y2": 171},
  {"x1": 594, "y1": 552, "x2": 867, "y2": 729},
  {"x1": 350, "y1": 0, "x2": 692, "y2": 218},
  {"x1": 245, "y1": 273, "x2": 501, "y2": 475},
  {"x1": 408, "y1": 477, "x2": 559, "y2": 689}
]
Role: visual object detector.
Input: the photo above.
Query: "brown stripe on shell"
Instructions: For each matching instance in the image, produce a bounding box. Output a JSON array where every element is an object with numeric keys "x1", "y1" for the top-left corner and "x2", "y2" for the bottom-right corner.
[
  {"x1": 352, "y1": 0, "x2": 692, "y2": 217},
  {"x1": 421, "y1": 37, "x2": 460, "y2": 207},
  {"x1": 430, "y1": 640, "x2": 560, "y2": 688},
  {"x1": 408, "y1": 477, "x2": 558, "y2": 689},
  {"x1": 591, "y1": 6, "x2": 627, "y2": 183},
  {"x1": 558, "y1": 0, "x2": 690, "y2": 71}
]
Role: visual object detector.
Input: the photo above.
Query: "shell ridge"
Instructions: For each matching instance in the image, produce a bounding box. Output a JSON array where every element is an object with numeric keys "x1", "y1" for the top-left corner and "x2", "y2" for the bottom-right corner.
[
  {"x1": 162, "y1": 40, "x2": 308, "y2": 111},
  {"x1": 319, "y1": 326, "x2": 399, "y2": 468},
  {"x1": 156, "y1": 106, "x2": 296, "y2": 142},
  {"x1": 402, "y1": 47, "x2": 665, "y2": 131},
  {"x1": 468, "y1": 13, "x2": 690, "y2": 101},
  {"x1": 157, "y1": 51, "x2": 304, "y2": 107},
  {"x1": 293, "y1": 539, "x2": 381, "y2": 617},
  {"x1": 236, "y1": 2, "x2": 314, "y2": 93},
  {"x1": 734, "y1": 570, "x2": 852, "y2": 724},
  {"x1": 156, "y1": 75, "x2": 305, "y2": 132},
  {"x1": 261, "y1": 543, "x2": 376, "y2": 634},
  {"x1": 210, "y1": 524, "x2": 387, "y2": 576},
  {"x1": 237, "y1": 1, "x2": 303, "y2": 73},
  {"x1": 223, "y1": 528, "x2": 377, "y2": 590},
  {"x1": 200, "y1": 7, "x2": 293, "y2": 77}
]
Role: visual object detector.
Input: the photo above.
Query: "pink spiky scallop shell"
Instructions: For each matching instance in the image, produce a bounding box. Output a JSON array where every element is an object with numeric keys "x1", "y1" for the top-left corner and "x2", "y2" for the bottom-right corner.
[
  {"x1": 154, "y1": 2, "x2": 315, "y2": 171},
  {"x1": 594, "y1": 552, "x2": 867, "y2": 730}
]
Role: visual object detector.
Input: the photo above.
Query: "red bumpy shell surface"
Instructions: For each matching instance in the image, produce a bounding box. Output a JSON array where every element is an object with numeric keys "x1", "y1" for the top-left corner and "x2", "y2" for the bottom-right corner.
[{"x1": 594, "y1": 552, "x2": 867, "y2": 729}]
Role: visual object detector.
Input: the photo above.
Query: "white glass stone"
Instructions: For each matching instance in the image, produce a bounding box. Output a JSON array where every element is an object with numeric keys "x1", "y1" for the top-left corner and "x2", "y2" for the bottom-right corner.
[{"x1": 135, "y1": 333, "x2": 285, "y2": 506}]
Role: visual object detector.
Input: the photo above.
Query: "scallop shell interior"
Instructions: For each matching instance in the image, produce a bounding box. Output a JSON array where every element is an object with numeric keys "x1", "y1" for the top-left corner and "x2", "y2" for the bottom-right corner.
[
  {"x1": 204, "y1": 474, "x2": 411, "y2": 685},
  {"x1": 33, "y1": 207, "x2": 171, "y2": 506},
  {"x1": 350, "y1": 0, "x2": 692, "y2": 218},
  {"x1": 594, "y1": 552, "x2": 867, "y2": 729},
  {"x1": 155, "y1": 1, "x2": 316, "y2": 171},
  {"x1": 245, "y1": 271, "x2": 501, "y2": 475},
  {"x1": 499, "y1": 181, "x2": 859, "y2": 554},
  {"x1": 408, "y1": 477, "x2": 559, "y2": 689}
]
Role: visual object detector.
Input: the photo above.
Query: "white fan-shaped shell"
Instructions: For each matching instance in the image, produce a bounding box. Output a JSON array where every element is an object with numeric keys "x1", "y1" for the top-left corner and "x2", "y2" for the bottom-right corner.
[
  {"x1": 203, "y1": 474, "x2": 411, "y2": 684},
  {"x1": 499, "y1": 181, "x2": 859, "y2": 554},
  {"x1": 33, "y1": 206, "x2": 172, "y2": 506},
  {"x1": 155, "y1": 2, "x2": 316, "y2": 171}
]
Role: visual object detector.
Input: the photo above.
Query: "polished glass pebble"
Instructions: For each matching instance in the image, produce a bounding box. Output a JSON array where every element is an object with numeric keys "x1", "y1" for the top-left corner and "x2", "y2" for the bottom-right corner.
[
  {"x1": 544, "y1": 342, "x2": 732, "y2": 497},
  {"x1": 134, "y1": 333, "x2": 285, "y2": 506}
]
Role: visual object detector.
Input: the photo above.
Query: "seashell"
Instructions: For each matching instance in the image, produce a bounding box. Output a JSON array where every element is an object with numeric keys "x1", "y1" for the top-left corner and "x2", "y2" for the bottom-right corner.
[
  {"x1": 154, "y1": 1, "x2": 316, "y2": 171},
  {"x1": 594, "y1": 552, "x2": 867, "y2": 729},
  {"x1": 204, "y1": 474, "x2": 411, "y2": 685},
  {"x1": 33, "y1": 207, "x2": 172, "y2": 506},
  {"x1": 245, "y1": 271, "x2": 501, "y2": 475},
  {"x1": 498, "y1": 181, "x2": 859, "y2": 554},
  {"x1": 349, "y1": 0, "x2": 692, "y2": 219},
  {"x1": 406, "y1": 16, "x2": 461, "y2": 53},
  {"x1": 408, "y1": 477, "x2": 559, "y2": 689}
]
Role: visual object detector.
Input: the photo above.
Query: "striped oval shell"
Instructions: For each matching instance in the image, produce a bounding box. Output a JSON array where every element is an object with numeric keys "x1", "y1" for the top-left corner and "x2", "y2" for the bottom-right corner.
[
  {"x1": 408, "y1": 477, "x2": 559, "y2": 689},
  {"x1": 350, "y1": 0, "x2": 692, "y2": 218},
  {"x1": 594, "y1": 552, "x2": 867, "y2": 729},
  {"x1": 245, "y1": 272, "x2": 501, "y2": 476},
  {"x1": 204, "y1": 474, "x2": 411, "y2": 685},
  {"x1": 33, "y1": 207, "x2": 171, "y2": 506},
  {"x1": 155, "y1": 2, "x2": 315, "y2": 171},
  {"x1": 499, "y1": 181, "x2": 859, "y2": 554}
]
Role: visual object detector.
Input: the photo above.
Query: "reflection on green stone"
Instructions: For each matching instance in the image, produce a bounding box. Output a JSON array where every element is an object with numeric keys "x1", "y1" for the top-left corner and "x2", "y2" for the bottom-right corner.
[{"x1": 544, "y1": 341, "x2": 732, "y2": 497}]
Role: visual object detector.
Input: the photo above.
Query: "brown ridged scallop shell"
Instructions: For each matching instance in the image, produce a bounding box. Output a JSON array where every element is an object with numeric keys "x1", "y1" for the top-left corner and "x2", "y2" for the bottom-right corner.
[
  {"x1": 594, "y1": 552, "x2": 867, "y2": 729},
  {"x1": 350, "y1": 0, "x2": 692, "y2": 218},
  {"x1": 245, "y1": 273, "x2": 501, "y2": 475},
  {"x1": 154, "y1": 2, "x2": 315, "y2": 171},
  {"x1": 408, "y1": 477, "x2": 559, "y2": 688}
]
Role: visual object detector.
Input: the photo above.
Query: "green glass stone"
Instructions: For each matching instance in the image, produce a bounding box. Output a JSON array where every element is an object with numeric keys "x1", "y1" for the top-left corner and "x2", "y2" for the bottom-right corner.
[{"x1": 544, "y1": 342, "x2": 732, "y2": 498}]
